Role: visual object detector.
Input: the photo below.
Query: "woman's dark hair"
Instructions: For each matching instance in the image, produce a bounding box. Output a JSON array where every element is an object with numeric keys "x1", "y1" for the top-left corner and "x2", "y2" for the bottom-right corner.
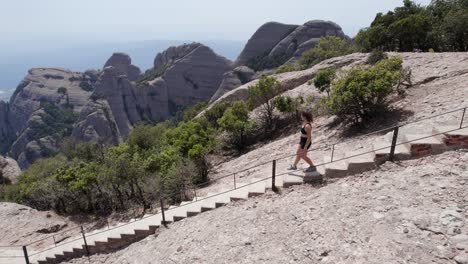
[{"x1": 301, "y1": 111, "x2": 313, "y2": 122}]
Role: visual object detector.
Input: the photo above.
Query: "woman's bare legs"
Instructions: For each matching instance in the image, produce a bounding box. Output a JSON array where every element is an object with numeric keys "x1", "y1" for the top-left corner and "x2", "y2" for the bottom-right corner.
[{"x1": 293, "y1": 145, "x2": 302, "y2": 167}]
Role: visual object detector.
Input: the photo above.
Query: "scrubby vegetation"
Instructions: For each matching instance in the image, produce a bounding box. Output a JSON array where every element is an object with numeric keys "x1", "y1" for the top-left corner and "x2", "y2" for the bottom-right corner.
[
  {"x1": 79, "y1": 81, "x2": 94, "y2": 92},
  {"x1": 276, "y1": 64, "x2": 297, "y2": 74},
  {"x1": 310, "y1": 68, "x2": 337, "y2": 96},
  {"x1": 218, "y1": 101, "x2": 256, "y2": 151},
  {"x1": 299, "y1": 36, "x2": 355, "y2": 69},
  {"x1": 246, "y1": 52, "x2": 290, "y2": 71},
  {"x1": 325, "y1": 58, "x2": 409, "y2": 123},
  {"x1": 355, "y1": 0, "x2": 468, "y2": 52},
  {"x1": 137, "y1": 65, "x2": 169, "y2": 84},
  {"x1": 366, "y1": 48, "x2": 389, "y2": 65},
  {"x1": 248, "y1": 75, "x2": 282, "y2": 129}
]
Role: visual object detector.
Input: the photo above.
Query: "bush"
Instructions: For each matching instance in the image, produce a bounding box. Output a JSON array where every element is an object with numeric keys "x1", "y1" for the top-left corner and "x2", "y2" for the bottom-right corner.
[
  {"x1": 218, "y1": 101, "x2": 255, "y2": 151},
  {"x1": 273, "y1": 96, "x2": 304, "y2": 120},
  {"x1": 204, "y1": 101, "x2": 232, "y2": 128},
  {"x1": 311, "y1": 68, "x2": 337, "y2": 95},
  {"x1": 299, "y1": 36, "x2": 354, "y2": 69},
  {"x1": 276, "y1": 64, "x2": 297, "y2": 74},
  {"x1": 246, "y1": 53, "x2": 290, "y2": 71},
  {"x1": 248, "y1": 75, "x2": 281, "y2": 128},
  {"x1": 355, "y1": 0, "x2": 468, "y2": 52},
  {"x1": 326, "y1": 58, "x2": 405, "y2": 123},
  {"x1": 79, "y1": 81, "x2": 94, "y2": 92},
  {"x1": 366, "y1": 48, "x2": 388, "y2": 65}
]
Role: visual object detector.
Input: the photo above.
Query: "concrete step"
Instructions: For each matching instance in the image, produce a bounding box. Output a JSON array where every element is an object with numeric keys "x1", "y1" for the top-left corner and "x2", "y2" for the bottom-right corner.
[
  {"x1": 405, "y1": 133, "x2": 446, "y2": 156},
  {"x1": 248, "y1": 178, "x2": 266, "y2": 197},
  {"x1": 180, "y1": 201, "x2": 202, "y2": 217},
  {"x1": 372, "y1": 137, "x2": 411, "y2": 162},
  {"x1": 433, "y1": 126, "x2": 468, "y2": 147},
  {"x1": 283, "y1": 174, "x2": 304, "y2": 187},
  {"x1": 229, "y1": 183, "x2": 250, "y2": 201},
  {"x1": 344, "y1": 151, "x2": 376, "y2": 173},
  {"x1": 323, "y1": 155, "x2": 348, "y2": 178}
]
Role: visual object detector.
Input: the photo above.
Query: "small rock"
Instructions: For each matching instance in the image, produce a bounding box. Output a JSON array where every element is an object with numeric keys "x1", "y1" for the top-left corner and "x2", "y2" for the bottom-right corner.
[
  {"x1": 455, "y1": 254, "x2": 468, "y2": 264},
  {"x1": 373, "y1": 212, "x2": 385, "y2": 219},
  {"x1": 177, "y1": 246, "x2": 183, "y2": 252},
  {"x1": 245, "y1": 242, "x2": 252, "y2": 246},
  {"x1": 456, "y1": 243, "x2": 467, "y2": 250},
  {"x1": 403, "y1": 228, "x2": 409, "y2": 234}
]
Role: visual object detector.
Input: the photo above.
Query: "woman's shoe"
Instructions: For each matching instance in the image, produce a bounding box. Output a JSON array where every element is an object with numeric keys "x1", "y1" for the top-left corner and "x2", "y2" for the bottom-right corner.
[
  {"x1": 304, "y1": 166, "x2": 317, "y2": 173},
  {"x1": 287, "y1": 165, "x2": 297, "y2": 170}
]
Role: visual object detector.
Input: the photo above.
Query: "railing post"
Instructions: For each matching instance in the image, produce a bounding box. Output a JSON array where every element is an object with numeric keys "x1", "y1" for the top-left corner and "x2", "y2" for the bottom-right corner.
[
  {"x1": 159, "y1": 195, "x2": 167, "y2": 227},
  {"x1": 80, "y1": 226, "x2": 90, "y2": 256},
  {"x1": 460, "y1": 107, "x2": 466, "y2": 129},
  {"x1": 272, "y1": 160, "x2": 276, "y2": 190},
  {"x1": 52, "y1": 235, "x2": 57, "y2": 246},
  {"x1": 389, "y1": 127, "x2": 399, "y2": 162},
  {"x1": 331, "y1": 144, "x2": 335, "y2": 162},
  {"x1": 233, "y1": 173, "x2": 237, "y2": 189},
  {"x1": 22, "y1": 246, "x2": 30, "y2": 264},
  {"x1": 193, "y1": 185, "x2": 198, "y2": 201}
]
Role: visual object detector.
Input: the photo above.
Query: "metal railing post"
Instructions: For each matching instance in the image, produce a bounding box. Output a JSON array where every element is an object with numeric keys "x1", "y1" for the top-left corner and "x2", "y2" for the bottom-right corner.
[
  {"x1": 52, "y1": 235, "x2": 57, "y2": 246},
  {"x1": 460, "y1": 107, "x2": 466, "y2": 129},
  {"x1": 331, "y1": 144, "x2": 335, "y2": 162},
  {"x1": 159, "y1": 195, "x2": 167, "y2": 227},
  {"x1": 193, "y1": 185, "x2": 198, "y2": 201},
  {"x1": 272, "y1": 160, "x2": 276, "y2": 190},
  {"x1": 389, "y1": 127, "x2": 399, "y2": 162},
  {"x1": 80, "y1": 226, "x2": 90, "y2": 256},
  {"x1": 233, "y1": 173, "x2": 237, "y2": 189},
  {"x1": 22, "y1": 246, "x2": 30, "y2": 264}
]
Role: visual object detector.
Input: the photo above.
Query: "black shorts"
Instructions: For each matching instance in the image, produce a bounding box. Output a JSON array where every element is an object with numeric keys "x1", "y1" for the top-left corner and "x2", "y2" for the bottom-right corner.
[{"x1": 299, "y1": 137, "x2": 311, "y2": 150}]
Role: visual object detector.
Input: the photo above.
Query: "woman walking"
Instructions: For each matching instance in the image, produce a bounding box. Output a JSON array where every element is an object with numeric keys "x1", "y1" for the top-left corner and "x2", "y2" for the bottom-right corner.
[{"x1": 288, "y1": 111, "x2": 316, "y2": 172}]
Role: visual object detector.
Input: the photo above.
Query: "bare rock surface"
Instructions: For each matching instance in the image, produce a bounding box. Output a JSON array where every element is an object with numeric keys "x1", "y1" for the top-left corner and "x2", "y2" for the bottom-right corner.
[
  {"x1": 210, "y1": 66, "x2": 255, "y2": 103},
  {"x1": 235, "y1": 22, "x2": 298, "y2": 66},
  {"x1": 0, "y1": 156, "x2": 22, "y2": 184},
  {"x1": 0, "y1": 203, "x2": 74, "y2": 248},
  {"x1": 65, "y1": 151, "x2": 468, "y2": 264},
  {"x1": 104, "y1": 53, "x2": 141, "y2": 81}
]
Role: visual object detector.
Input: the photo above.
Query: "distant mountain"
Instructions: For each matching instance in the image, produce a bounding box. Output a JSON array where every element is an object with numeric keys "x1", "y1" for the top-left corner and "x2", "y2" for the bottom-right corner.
[{"x1": 0, "y1": 39, "x2": 244, "y2": 99}]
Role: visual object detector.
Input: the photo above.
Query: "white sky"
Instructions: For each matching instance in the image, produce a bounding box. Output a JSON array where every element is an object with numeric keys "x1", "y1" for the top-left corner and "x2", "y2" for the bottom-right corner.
[{"x1": 1, "y1": 0, "x2": 431, "y2": 47}]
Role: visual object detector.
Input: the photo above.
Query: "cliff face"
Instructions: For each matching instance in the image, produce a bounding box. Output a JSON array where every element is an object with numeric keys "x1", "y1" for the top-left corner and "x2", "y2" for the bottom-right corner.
[
  {"x1": 210, "y1": 20, "x2": 348, "y2": 103},
  {"x1": 4, "y1": 44, "x2": 233, "y2": 168},
  {"x1": 236, "y1": 20, "x2": 347, "y2": 68}
]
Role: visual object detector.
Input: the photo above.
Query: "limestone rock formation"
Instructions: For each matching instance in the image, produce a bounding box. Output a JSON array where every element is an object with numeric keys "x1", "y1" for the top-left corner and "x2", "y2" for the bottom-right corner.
[
  {"x1": 236, "y1": 22, "x2": 298, "y2": 66},
  {"x1": 0, "y1": 156, "x2": 20, "y2": 184},
  {"x1": 72, "y1": 99, "x2": 120, "y2": 145},
  {"x1": 0, "y1": 101, "x2": 12, "y2": 153},
  {"x1": 104, "y1": 53, "x2": 141, "y2": 81},
  {"x1": 210, "y1": 66, "x2": 255, "y2": 103},
  {"x1": 142, "y1": 43, "x2": 233, "y2": 115},
  {"x1": 235, "y1": 20, "x2": 348, "y2": 69},
  {"x1": 5, "y1": 68, "x2": 94, "y2": 167}
]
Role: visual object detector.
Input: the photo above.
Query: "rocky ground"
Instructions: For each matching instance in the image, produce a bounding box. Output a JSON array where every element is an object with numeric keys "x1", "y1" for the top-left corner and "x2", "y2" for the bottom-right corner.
[{"x1": 65, "y1": 150, "x2": 468, "y2": 264}]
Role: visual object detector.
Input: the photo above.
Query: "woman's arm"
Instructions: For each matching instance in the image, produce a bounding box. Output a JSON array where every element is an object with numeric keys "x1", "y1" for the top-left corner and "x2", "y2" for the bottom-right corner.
[{"x1": 304, "y1": 124, "x2": 312, "y2": 150}]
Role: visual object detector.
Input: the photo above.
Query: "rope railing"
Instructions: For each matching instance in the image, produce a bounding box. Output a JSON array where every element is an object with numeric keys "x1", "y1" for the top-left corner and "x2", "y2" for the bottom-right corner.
[{"x1": 2, "y1": 106, "x2": 467, "y2": 264}]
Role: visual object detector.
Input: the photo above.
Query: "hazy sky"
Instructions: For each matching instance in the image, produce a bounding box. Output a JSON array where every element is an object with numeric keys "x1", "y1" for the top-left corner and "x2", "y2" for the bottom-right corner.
[{"x1": 2, "y1": 0, "x2": 431, "y2": 48}]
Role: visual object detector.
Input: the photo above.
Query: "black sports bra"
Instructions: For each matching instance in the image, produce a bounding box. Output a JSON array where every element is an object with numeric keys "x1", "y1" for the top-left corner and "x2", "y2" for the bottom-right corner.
[{"x1": 301, "y1": 123, "x2": 311, "y2": 135}]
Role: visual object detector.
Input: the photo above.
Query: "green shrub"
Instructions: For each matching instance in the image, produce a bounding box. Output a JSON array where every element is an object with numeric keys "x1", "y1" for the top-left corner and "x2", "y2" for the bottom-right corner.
[
  {"x1": 355, "y1": 0, "x2": 468, "y2": 52},
  {"x1": 311, "y1": 68, "x2": 337, "y2": 95},
  {"x1": 299, "y1": 36, "x2": 354, "y2": 69},
  {"x1": 366, "y1": 48, "x2": 389, "y2": 65},
  {"x1": 137, "y1": 65, "x2": 168, "y2": 84},
  {"x1": 276, "y1": 64, "x2": 297, "y2": 74},
  {"x1": 218, "y1": 101, "x2": 255, "y2": 151},
  {"x1": 273, "y1": 96, "x2": 304, "y2": 120},
  {"x1": 79, "y1": 81, "x2": 94, "y2": 92},
  {"x1": 326, "y1": 58, "x2": 405, "y2": 123},
  {"x1": 248, "y1": 75, "x2": 281, "y2": 128},
  {"x1": 246, "y1": 53, "x2": 290, "y2": 71},
  {"x1": 204, "y1": 101, "x2": 232, "y2": 128}
]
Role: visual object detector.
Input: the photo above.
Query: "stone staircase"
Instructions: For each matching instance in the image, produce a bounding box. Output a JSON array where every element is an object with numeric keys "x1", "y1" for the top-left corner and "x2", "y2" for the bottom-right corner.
[{"x1": 30, "y1": 125, "x2": 468, "y2": 264}]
